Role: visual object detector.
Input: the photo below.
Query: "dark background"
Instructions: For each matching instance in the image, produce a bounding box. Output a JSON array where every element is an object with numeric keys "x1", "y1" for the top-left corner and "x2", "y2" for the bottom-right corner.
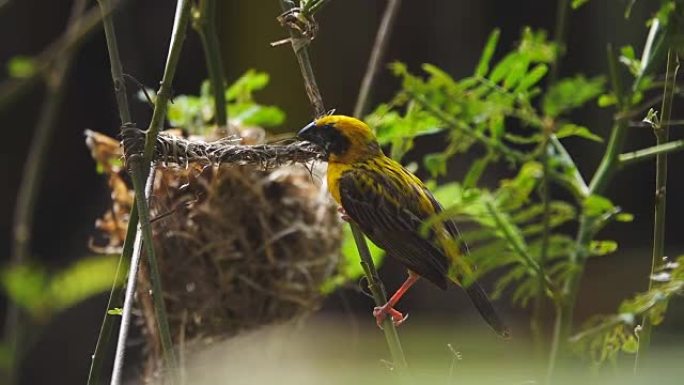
[{"x1": 1, "y1": 0, "x2": 682, "y2": 384}]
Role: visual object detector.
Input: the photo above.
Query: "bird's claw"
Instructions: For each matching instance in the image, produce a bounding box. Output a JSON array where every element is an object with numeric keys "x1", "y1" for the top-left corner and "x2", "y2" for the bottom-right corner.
[
  {"x1": 373, "y1": 305, "x2": 408, "y2": 329},
  {"x1": 337, "y1": 206, "x2": 351, "y2": 222}
]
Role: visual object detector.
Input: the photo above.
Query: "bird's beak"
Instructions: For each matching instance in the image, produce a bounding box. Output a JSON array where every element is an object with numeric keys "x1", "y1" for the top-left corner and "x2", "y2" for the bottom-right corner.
[{"x1": 297, "y1": 121, "x2": 319, "y2": 143}]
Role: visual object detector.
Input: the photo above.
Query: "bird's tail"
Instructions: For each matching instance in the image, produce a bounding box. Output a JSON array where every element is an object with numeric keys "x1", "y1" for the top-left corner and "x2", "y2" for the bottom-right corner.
[{"x1": 464, "y1": 281, "x2": 511, "y2": 339}]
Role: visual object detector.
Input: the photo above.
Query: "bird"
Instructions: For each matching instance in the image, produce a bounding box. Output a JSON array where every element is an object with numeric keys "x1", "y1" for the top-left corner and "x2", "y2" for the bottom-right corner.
[{"x1": 297, "y1": 114, "x2": 510, "y2": 338}]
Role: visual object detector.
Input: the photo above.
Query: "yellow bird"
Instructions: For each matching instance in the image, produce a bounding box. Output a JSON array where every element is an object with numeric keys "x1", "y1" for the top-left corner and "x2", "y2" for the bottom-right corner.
[{"x1": 298, "y1": 115, "x2": 510, "y2": 338}]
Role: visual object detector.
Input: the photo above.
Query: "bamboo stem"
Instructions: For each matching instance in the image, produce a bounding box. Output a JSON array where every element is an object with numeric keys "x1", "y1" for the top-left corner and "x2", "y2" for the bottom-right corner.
[
  {"x1": 277, "y1": 0, "x2": 408, "y2": 371},
  {"x1": 88, "y1": 1, "x2": 137, "y2": 383},
  {"x1": 635, "y1": 48, "x2": 679, "y2": 370},
  {"x1": 618, "y1": 140, "x2": 684, "y2": 166},
  {"x1": 193, "y1": 0, "x2": 228, "y2": 129}
]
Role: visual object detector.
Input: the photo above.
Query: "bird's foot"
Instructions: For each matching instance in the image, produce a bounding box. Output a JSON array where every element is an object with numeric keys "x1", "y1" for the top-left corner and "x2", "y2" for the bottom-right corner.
[
  {"x1": 373, "y1": 304, "x2": 408, "y2": 329},
  {"x1": 337, "y1": 206, "x2": 351, "y2": 222}
]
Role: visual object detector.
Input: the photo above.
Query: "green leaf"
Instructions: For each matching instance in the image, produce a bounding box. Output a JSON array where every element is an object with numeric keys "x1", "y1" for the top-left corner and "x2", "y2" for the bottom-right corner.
[
  {"x1": 1, "y1": 256, "x2": 125, "y2": 319},
  {"x1": 475, "y1": 29, "x2": 500, "y2": 77},
  {"x1": 489, "y1": 53, "x2": 517, "y2": 84},
  {"x1": 619, "y1": 45, "x2": 640, "y2": 76},
  {"x1": 621, "y1": 335, "x2": 638, "y2": 353},
  {"x1": 424, "y1": 152, "x2": 448, "y2": 178},
  {"x1": 543, "y1": 75, "x2": 605, "y2": 117},
  {"x1": 515, "y1": 64, "x2": 548, "y2": 92},
  {"x1": 556, "y1": 123, "x2": 603, "y2": 142},
  {"x1": 230, "y1": 103, "x2": 285, "y2": 127},
  {"x1": 7, "y1": 56, "x2": 36, "y2": 79},
  {"x1": 571, "y1": 0, "x2": 590, "y2": 9},
  {"x1": 463, "y1": 154, "x2": 491, "y2": 188},
  {"x1": 589, "y1": 240, "x2": 618, "y2": 256},
  {"x1": 597, "y1": 93, "x2": 617, "y2": 107},
  {"x1": 108, "y1": 307, "x2": 123, "y2": 316},
  {"x1": 616, "y1": 212, "x2": 634, "y2": 222},
  {"x1": 583, "y1": 194, "x2": 614, "y2": 217},
  {"x1": 225, "y1": 69, "x2": 270, "y2": 101}
]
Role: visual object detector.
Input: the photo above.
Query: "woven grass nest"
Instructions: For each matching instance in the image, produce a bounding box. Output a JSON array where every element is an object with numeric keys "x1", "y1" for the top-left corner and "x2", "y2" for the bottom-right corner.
[{"x1": 86, "y1": 127, "x2": 342, "y2": 379}]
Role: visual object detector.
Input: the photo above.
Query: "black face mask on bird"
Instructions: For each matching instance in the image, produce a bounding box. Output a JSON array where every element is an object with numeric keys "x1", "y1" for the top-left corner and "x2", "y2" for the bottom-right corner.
[{"x1": 297, "y1": 121, "x2": 351, "y2": 159}]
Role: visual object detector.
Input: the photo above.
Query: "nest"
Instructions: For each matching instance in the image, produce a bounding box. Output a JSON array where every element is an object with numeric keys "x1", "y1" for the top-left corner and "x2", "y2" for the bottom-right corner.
[{"x1": 86, "y1": 128, "x2": 342, "y2": 381}]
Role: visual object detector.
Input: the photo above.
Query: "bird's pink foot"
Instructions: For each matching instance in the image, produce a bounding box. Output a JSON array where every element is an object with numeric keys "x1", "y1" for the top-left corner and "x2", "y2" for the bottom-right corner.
[
  {"x1": 337, "y1": 206, "x2": 351, "y2": 222},
  {"x1": 373, "y1": 304, "x2": 408, "y2": 329}
]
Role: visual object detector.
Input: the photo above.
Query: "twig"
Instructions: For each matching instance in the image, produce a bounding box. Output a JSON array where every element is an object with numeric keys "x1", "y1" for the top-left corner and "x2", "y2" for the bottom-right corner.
[
  {"x1": 278, "y1": 1, "x2": 325, "y2": 116},
  {"x1": 353, "y1": 0, "x2": 402, "y2": 117},
  {"x1": 0, "y1": 3, "x2": 114, "y2": 113},
  {"x1": 192, "y1": 0, "x2": 228, "y2": 130},
  {"x1": 635, "y1": 48, "x2": 679, "y2": 370},
  {"x1": 532, "y1": 139, "x2": 552, "y2": 355},
  {"x1": 109, "y1": 175, "x2": 151, "y2": 385},
  {"x1": 4, "y1": 1, "x2": 88, "y2": 383},
  {"x1": 618, "y1": 140, "x2": 684, "y2": 167},
  {"x1": 277, "y1": 0, "x2": 408, "y2": 371}
]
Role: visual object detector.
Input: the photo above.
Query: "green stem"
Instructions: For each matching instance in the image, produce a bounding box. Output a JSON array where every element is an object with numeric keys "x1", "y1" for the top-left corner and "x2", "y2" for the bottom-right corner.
[
  {"x1": 636, "y1": 48, "x2": 679, "y2": 370},
  {"x1": 619, "y1": 140, "x2": 684, "y2": 167},
  {"x1": 547, "y1": 33, "x2": 665, "y2": 376},
  {"x1": 277, "y1": 0, "x2": 408, "y2": 370},
  {"x1": 136, "y1": 0, "x2": 193, "y2": 374},
  {"x1": 351, "y1": 225, "x2": 408, "y2": 370},
  {"x1": 193, "y1": 0, "x2": 228, "y2": 130},
  {"x1": 549, "y1": 0, "x2": 569, "y2": 84},
  {"x1": 88, "y1": 2, "x2": 137, "y2": 384},
  {"x1": 532, "y1": 139, "x2": 552, "y2": 355}
]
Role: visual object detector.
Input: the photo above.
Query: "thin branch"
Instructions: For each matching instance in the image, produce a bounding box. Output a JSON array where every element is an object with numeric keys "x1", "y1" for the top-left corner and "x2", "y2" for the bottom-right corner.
[
  {"x1": 192, "y1": 0, "x2": 228, "y2": 130},
  {"x1": 484, "y1": 200, "x2": 555, "y2": 292},
  {"x1": 4, "y1": 1, "x2": 88, "y2": 383},
  {"x1": 353, "y1": 0, "x2": 402, "y2": 118},
  {"x1": 109, "y1": 176, "x2": 151, "y2": 385},
  {"x1": 88, "y1": 1, "x2": 139, "y2": 384},
  {"x1": 277, "y1": 0, "x2": 408, "y2": 371},
  {"x1": 410, "y1": 92, "x2": 526, "y2": 162},
  {"x1": 0, "y1": 3, "x2": 113, "y2": 113},
  {"x1": 619, "y1": 140, "x2": 684, "y2": 167},
  {"x1": 278, "y1": 1, "x2": 325, "y2": 116},
  {"x1": 636, "y1": 48, "x2": 679, "y2": 370}
]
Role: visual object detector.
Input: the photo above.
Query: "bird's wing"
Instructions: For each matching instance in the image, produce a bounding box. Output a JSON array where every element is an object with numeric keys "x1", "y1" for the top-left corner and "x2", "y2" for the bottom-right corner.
[{"x1": 338, "y1": 167, "x2": 449, "y2": 289}]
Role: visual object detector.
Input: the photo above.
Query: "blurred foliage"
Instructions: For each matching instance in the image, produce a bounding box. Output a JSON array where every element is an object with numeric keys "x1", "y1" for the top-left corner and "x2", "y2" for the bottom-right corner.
[
  {"x1": 6, "y1": 56, "x2": 36, "y2": 79},
  {"x1": 571, "y1": 256, "x2": 684, "y2": 367},
  {"x1": 321, "y1": 226, "x2": 384, "y2": 294},
  {"x1": 0, "y1": 255, "x2": 124, "y2": 320},
  {"x1": 363, "y1": 27, "x2": 609, "y2": 309},
  {"x1": 155, "y1": 69, "x2": 286, "y2": 134}
]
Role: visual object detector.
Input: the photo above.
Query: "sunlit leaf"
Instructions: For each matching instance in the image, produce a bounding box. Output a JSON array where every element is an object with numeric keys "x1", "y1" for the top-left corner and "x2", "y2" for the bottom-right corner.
[
  {"x1": 589, "y1": 240, "x2": 618, "y2": 256},
  {"x1": 543, "y1": 75, "x2": 605, "y2": 117},
  {"x1": 556, "y1": 123, "x2": 603, "y2": 143},
  {"x1": 475, "y1": 29, "x2": 500, "y2": 77},
  {"x1": 7, "y1": 55, "x2": 36, "y2": 78}
]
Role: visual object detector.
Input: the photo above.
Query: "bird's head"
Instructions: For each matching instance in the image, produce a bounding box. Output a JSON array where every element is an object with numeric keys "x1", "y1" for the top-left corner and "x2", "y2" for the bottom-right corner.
[{"x1": 297, "y1": 115, "x2": 382, "y2": 163}]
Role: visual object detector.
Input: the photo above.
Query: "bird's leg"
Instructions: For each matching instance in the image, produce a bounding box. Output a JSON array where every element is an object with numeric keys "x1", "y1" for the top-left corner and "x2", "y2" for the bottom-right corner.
[
  {"x1": 373, "y1": 271, "x2": 420, "y2": 328},
  {"x1": 337, "y1": 206, "x2": 351, "y2": 222}
]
